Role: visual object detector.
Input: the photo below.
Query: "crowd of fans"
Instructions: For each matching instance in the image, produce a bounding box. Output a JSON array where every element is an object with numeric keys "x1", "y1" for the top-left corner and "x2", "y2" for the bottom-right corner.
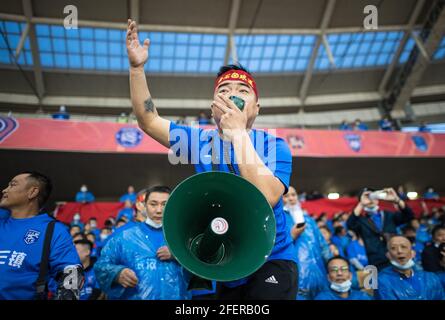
[
  {"x1": 1, "y1": 171, "x2": 444, "y2": 300},
  {"x1": 283, "y1": 186, "x2": 445, "y2": 300},
  {"x1": 60, "y1": 182, "x2": 445, "y2": 300}
]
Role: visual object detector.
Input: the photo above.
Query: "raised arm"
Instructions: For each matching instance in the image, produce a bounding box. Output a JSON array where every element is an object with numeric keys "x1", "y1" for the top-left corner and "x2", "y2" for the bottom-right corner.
[{"x1": 127, "y1": 19, "x2": 170, "y2": 148}]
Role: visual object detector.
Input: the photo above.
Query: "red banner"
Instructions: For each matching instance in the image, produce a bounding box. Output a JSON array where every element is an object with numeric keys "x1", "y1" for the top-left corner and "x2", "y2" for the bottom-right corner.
[
  {"x1": 55, "y1": 202, "x2": 125, "y2": 229},
  {"x1": 55, "y1": 198, "x2": 445, "y2": 228},
  {"x1": 1, "y1": 117, "x2": 445, "y2": 157}
]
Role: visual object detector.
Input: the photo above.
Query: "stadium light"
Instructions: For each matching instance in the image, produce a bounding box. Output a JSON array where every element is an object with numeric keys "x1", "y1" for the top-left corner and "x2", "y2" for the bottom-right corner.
[
  {"x1": 407, "y1": 192, "x2": 418, "y2": 200},
  {"x1": 328, "y1": 193, "x2": 340, "y2": 200}
]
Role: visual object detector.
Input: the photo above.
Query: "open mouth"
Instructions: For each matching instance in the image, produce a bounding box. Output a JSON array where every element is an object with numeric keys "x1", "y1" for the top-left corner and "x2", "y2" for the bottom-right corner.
[{"x1": 397, "y1": 257, "x2": 408, "y2": 264}]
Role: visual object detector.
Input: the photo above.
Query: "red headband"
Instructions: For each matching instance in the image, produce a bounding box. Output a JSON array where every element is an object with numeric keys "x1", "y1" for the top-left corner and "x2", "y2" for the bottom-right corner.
[{"x1": 214, "y1": 70, "x2": 258, "y2": 99}]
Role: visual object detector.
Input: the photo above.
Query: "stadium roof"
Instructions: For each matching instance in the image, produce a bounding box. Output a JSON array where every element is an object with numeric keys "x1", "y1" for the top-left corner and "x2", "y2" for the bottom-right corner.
[{"x1": 0, "y1": 0, "x2": 445, "y2": 127}]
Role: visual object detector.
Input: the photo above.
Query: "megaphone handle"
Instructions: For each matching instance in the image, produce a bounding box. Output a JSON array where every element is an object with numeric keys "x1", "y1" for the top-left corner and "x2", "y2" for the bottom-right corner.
[{"x1": 210, "y1": 138, "x2": 236, "y2": 174}]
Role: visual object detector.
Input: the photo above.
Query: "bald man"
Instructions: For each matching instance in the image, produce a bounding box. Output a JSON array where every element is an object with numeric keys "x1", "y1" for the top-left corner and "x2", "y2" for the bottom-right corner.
[{"x1": 376, "y1": 235, "x2": 445, "y2": 300}]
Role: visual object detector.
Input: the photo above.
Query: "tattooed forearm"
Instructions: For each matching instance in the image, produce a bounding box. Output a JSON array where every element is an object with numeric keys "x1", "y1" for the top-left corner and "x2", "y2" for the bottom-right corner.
[{"x1": 144, "y1": 97, "x2": 155, "y2": 112}]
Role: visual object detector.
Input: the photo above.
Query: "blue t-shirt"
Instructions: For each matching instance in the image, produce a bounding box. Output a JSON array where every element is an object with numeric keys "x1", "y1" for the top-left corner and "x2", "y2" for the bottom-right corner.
[
  {"x1": 314, "y1": 288, "x2": 372, "y2": 300},
  {"x1": 0, "y1": 213, "x2": 81, "y2": 300},
  {"x1": 116, "y1": 208, "x2": 135, "y2": 222},
  {"x1": 169, "y1": 122, "x2": 296, "y2": 265},
  {"x1": 75, "y1": 191, "x2": 95, "y2": 203},
  {"x1": 119, "y1": 193, "x2": 137, "y2": 204},
  {"x1": 346, "y1": 240, "x2": 368, "y2": 269},
  {"x1": 0, "y1": 208, "x2": 10, "y2": 220},
  {"x1": 79, "y1": 261, "x2": 100, "y2": 300},
  {"x1": 369, "y1": 211, "x2": 383, "y2": 231}
]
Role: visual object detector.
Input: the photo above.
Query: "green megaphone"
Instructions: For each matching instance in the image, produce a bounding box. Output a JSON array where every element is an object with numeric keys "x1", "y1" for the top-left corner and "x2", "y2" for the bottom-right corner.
[{"x1": 163, "y1": 171, "x2": 276, "y2": 282}]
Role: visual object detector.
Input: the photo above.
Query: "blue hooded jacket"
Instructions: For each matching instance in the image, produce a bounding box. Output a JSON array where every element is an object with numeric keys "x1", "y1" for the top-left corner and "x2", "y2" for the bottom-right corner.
[
  {"x1": 94, "y1": 222, "x2": 191, "y2": 300},
  {"x1": 285, "y1": 212, "x2": 332, "y2": 300},
  {"x1": 376, "y1": 266, "x2": 445, "y2": 300}
]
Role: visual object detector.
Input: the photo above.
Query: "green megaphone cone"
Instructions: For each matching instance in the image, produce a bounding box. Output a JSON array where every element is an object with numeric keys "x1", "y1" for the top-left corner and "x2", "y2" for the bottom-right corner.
[{"x1": 163, "y1": 171, "x2": 276, "y2": 282}]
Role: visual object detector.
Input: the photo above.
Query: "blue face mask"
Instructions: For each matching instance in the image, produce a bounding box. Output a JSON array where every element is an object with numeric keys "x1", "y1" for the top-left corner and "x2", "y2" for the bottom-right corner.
[
  {"x1": 330, "y1": 279, "x2": 352, "y2": 293},
  {"x1": 390, "y1": 258, "x2": 415, "y2": 270}
]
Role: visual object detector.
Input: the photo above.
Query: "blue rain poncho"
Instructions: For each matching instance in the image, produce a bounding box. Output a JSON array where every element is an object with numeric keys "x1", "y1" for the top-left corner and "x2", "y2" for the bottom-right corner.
[
  {"x1": 94, "y1": 222, "x2": 191, "y2": 300},
  {"x1": 375, "y1": 266, "x2": 445, "y2": 300},
  {"x1": 314, "y1": 288, "x2": 372, "y2": 300},
  {"x1": 285, "y1": 212, "x2": 332, "y2": 300}
]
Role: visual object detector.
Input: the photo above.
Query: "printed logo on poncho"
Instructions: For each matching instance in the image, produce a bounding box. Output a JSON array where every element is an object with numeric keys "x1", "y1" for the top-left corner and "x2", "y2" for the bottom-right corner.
[
  {"x1": 116, "y1": 127, "x2": 142, "y2": 148},
  {"x1": 344, "y1": 134, "x2": 362, "y2": 152}
]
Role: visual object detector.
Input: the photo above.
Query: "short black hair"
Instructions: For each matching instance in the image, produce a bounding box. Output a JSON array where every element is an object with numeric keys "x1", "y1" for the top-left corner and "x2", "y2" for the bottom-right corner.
[
  {"x1": 145, "y1": 186, "x2": 172, "y2": 202},
  {"x1": 357, "y1": 187, "x2": 375, "y2": 201},
  {"x1": 116, "y1": 218, "x2": 127, "y2": 225},
  {"x1": 20, "y1": 171, "x2": 52, "y2": 209},
  {"x1": 74, "y1": 239, "x2": 93, "y2": 251},
  {"x1": 402, "y1": 225, "x2": 416, "y2": 234},
  {"x1": 85, "y1": 232, "x2": 96, "y2": 240},
  {"x1": 70, "y1": 225, "x2": 81, "y2": 231},
  {"x1": 327, "y1": 256, "x2": 350, "y2": 270},
  {"x1": 334, "y1": 226, "x2": 345, "y2": 236},
  {"x1": 432, "y1": 224, "x2": 445, "y2": 239},
  {"x1": 88, "y1": 217, "x2": 97, "y2": 221},
  {"x1": 72, "y1": 232, "x2": 86, "y2": 240},
  {"x1": 217, "y1": 64, "x2": 251, "y2": 78}
]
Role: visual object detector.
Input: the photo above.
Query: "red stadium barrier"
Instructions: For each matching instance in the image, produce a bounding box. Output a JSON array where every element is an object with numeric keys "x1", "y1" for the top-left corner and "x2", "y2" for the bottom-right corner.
[
  {"x1": 1, "y1": 117, "x2": 445, "y2": 157},
  {"x1": 55, "y1": 198, "x2": 445, "y2": 228}
]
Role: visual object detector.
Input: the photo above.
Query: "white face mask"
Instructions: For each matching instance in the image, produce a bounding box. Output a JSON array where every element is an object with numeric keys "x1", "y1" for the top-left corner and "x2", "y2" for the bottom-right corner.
[
  {"x1": 364, "y1": 205, "x2": 379, "y2": 213},
  {"x1": 73, "y1": 214, "x2": 80, "y2": 221},
  {"x1": 146, "y1": 217, "x2": 162, "y2": 229},
  {"x1": 100, "y1": 234, "x2": 109, "y2": 241},
  {"x1": 330, "y1": 279, "x2": 352, "y2": 293},
  {"x1": 90, "y1": 222, "x2": 97, "y2": 229},
  {"x1": 81, "y1": 186, "x2": 88, "y2": 193},
  {"x1": 390, "y1": 258, "x2": 415, "y2": 270}
]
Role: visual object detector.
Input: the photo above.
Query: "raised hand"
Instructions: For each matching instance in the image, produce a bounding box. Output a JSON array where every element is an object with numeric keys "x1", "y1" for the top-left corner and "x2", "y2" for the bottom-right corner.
[{"x1": 126, "y1": 19, "x2": 150, "y2": 68}]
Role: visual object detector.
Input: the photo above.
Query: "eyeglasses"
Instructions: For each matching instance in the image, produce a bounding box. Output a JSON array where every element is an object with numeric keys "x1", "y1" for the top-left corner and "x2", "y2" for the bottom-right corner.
[{"x1": 329, "y1": 266, "x2": 349, "y2": 274}]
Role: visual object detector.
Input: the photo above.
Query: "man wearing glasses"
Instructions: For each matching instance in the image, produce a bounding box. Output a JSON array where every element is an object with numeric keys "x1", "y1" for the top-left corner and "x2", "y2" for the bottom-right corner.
[{"x1": 315, "y1": 256, "x2": 372, "y2": 300}]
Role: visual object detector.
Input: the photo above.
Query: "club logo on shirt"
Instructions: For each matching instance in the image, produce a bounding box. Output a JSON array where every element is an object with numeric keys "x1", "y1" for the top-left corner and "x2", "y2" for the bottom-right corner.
[
  {"x1": 24, "y1": 229, "x2": 41, "y2": 245},
  {"x1": 115, "y1": 127, "x2": 142, "y2": 148},
  {"x1": 411, "y1": 135, "x2": 428, "y2": 152},
  {"x1": 344, "y1": 133, "x2": 362, "y2": 152},
  {"x1": 0, "y1": 116, "x2": 18, "y2": 143}
]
